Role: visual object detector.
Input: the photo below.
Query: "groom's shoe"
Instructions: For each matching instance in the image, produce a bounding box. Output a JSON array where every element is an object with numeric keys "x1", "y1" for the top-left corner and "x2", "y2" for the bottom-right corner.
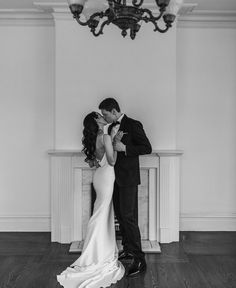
[
  {"x1": 118, "y1": 250, "x2": 133, "y2": 261},
  {"x1": 126, "y1": 258, "x2": 147, "y2": 278}
]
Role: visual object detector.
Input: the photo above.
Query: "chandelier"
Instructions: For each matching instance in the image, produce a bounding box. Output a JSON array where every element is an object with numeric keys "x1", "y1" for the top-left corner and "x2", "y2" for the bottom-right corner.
[{"x1": 68, "y1": 0, "x2": 183, "y2": 40}]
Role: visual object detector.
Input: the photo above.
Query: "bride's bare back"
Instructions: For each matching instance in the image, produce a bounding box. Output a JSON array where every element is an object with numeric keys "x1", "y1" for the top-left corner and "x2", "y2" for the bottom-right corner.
[{"x1": 95, "y1": 131, "x2": 116, "y2": 166}]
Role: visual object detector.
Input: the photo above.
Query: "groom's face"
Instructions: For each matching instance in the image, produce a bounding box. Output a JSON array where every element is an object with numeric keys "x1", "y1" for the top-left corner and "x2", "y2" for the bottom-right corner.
[{"x1": 101, "y1": 109, "x2": 116, "y2": 124}]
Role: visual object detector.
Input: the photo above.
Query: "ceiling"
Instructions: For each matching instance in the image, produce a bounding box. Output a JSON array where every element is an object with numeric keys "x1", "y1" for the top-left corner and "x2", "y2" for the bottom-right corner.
[{"x1": 0, "y1": 0, "x2": 236, "y2": 12}]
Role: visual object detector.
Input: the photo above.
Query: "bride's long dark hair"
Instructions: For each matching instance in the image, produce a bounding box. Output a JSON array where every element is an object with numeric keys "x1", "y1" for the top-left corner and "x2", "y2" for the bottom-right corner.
[{"x1": 82, "y1": 112, "x2": 99, "y2": 162}]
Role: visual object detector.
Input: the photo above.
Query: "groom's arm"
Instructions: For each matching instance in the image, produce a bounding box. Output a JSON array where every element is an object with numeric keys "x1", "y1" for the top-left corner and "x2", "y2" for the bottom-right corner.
[{"x1": 125, "y1": 120, "x2": 152, "y2": 157}]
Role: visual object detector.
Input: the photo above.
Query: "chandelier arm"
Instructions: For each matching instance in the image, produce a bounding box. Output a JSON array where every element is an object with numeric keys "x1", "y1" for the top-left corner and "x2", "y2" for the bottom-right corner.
[
  {"x1": 74, "y1": 16, "x2": 90, "y2": 26},
  {"x1": 142, "y1": 8, "x2": 165, "y2": 22},
  {"x1": 140, "y1": 14, "x2": 169, "y2": 33},
  {"x1": 92, "y1": 19, "x2": 111, "y2": 37},
  {"x1": 132, "y1": 0, "x2": 144, "y2": 7},
  {"x1": 90, "y1": 11, "x2": 105, "y2": 21},
  {"x1": 73, "y1": 11, "x2": 104, "y2": 26},
  {"x1": 153, "y1": 24, "x2": 169, "y2": 33}
]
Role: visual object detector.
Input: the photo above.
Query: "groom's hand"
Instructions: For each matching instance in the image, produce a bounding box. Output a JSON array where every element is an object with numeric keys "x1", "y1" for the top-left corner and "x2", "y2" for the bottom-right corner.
[
  {"x1": 87, "y1": 159, "x2": 100, "y2": 168},
  {"x1": 113, "y1": 140, "x2": 126, "y2": 152},
  {"x1": 114, "y1": 131, "x2": 124, "y2": 142}
]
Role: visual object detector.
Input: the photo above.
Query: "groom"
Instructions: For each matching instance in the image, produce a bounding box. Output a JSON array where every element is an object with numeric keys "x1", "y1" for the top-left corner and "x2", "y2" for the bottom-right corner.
[{"x1": 99, "y1": 98, "x2": 152, "y2": 277}]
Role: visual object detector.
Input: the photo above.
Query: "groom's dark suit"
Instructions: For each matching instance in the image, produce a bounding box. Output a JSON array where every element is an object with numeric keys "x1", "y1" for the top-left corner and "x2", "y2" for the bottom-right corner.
[{"x1": 109, "y1": 114, "x2": 152, "y2": 261}]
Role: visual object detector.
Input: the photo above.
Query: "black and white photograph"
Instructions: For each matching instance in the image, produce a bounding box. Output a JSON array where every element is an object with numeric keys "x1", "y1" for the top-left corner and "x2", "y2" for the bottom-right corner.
[{"x1": 0, "y1": 0, "x2": 236, "y2": 287}]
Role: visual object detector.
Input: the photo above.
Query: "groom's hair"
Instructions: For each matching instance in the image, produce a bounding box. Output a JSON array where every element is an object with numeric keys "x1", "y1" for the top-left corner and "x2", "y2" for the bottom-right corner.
[{"x1": 99, "y1": 98, "x2": 120, "y2": 112}]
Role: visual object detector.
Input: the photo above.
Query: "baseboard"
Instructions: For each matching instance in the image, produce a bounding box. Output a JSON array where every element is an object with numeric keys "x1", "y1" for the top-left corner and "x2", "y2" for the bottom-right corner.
[
  {"x1": 180, "y1": 213, "x2": 236, "y2": 231},
  {"x1": 0, "y1": 213, "x2": 235, "y2": 232},
  {"x1": 0, "y1": 215, "x2": 51, "y2": 231}
]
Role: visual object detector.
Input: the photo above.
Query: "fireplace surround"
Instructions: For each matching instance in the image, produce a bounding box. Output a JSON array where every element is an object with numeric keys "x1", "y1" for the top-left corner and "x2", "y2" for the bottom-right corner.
[{"x1": 48, "y1": 150, "x2": 183, "y2": 252}]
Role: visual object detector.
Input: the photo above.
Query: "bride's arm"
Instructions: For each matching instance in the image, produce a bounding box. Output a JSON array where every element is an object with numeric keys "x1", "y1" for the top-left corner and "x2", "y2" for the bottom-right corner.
[{"x1": 103, "y1": 134, "x2": 117, "y2": 166}]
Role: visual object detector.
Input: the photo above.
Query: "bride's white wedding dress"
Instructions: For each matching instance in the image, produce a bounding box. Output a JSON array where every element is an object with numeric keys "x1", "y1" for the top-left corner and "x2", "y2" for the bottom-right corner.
[{"x1": 57, "y1": 151, "x2": 125, "y2": 288}]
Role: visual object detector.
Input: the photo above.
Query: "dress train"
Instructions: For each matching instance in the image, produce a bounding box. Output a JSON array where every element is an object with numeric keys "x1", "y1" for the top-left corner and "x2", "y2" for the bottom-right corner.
[{"x1": 57, "y1": 153, "x2": 125, "y2": 288}]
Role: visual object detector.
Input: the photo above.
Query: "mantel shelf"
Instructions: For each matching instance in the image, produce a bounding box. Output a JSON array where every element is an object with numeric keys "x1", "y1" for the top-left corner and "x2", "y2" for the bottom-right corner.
[{"x1": 47, "y1": 149, "x2": 184, "y2": 157}]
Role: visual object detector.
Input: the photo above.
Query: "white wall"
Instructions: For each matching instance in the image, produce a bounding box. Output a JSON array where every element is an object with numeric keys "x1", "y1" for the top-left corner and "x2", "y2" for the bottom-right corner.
[
  {"x1": 0, "y1": 22, "x2": 54, "y2": 230},
  {"x1": 0, "y1": 12, "x2": 236, "y2": 232},
  {"x1": 54, "y1": 15, "x2": 236, "y2": 230},
  {"x1": 54, "y1": 17, "x2": 177, "y2": 150},
  {"x1": 177, "y1": 25, "x2": 236, "y2": 230}
]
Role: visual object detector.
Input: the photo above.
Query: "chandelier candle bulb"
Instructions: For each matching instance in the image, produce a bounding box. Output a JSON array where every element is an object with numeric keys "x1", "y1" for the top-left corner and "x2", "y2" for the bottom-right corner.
[
  {"x1": 69, "y1": 0, "x2": 86, "y2": 4},
  {"x1": 68, "y1": 0, "x2": 184, "y2": 39},
  {"x1": 165, "y1": 0, "x2": 183, "y2": 16},
  {"x1": 156, "y1": 0, "x2": 171, "y2": 9},
  {"x1": 83, "y1": 0, "x2": 108, "y2": 19}
]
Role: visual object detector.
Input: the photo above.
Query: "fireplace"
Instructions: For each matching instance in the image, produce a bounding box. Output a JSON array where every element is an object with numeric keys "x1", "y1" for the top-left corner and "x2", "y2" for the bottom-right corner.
[{"x1": 48, "y1": 150, "x2": 183, "y2": 252}]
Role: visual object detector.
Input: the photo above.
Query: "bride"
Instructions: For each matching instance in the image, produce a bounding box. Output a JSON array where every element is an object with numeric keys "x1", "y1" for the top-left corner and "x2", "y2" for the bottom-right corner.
[{"x1": 57, "y1": 111, "x2": 125, "y2": 288}]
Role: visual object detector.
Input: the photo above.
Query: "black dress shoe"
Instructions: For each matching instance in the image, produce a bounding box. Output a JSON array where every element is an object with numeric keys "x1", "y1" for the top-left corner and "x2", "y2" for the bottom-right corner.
[
  {"x1": 126, "y1": 258, "x2": 147, "y2": 278},
  {"x1": 118, "y1": 250, "x2": 133, "y2": 260}
]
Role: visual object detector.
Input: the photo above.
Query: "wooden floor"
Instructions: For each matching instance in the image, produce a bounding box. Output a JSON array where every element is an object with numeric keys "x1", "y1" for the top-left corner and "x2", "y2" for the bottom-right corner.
[{"x1": 0, "y1": 232, "x2": 236, "y2": 288}]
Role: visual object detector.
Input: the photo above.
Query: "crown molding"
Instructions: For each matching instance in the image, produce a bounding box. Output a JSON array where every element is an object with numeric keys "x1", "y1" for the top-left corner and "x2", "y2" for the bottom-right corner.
[
  {"x1": 0, "y1": 8, "x2": 52, "y2": 19},
  {"x1": 178, "y1": 10, "x2": 236, "y2": 28},
  {"x1": 33, "y1": 1, "x2": 236, "y2": 27},
  {"x1": 33, "y1": 1, "x2": 197, "y2": 15},
  {"x1": 1, "y1": 2, "x2": 236, "y2": 28},
  {"x1": 0, "y1": 8, "x2": 53, "y2": 26},
  {"x1": 34, "y1": 1, "x2": 69, "y2": 13}
]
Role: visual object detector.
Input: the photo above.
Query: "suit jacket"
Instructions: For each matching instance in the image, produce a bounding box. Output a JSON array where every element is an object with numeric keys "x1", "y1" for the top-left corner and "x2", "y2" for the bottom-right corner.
[{"x1": 109, "y1": 115, "x2": 152, "y2": 187}]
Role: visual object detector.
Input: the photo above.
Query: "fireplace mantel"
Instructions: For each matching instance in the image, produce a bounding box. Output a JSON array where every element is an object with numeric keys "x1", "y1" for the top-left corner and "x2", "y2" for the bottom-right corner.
[
  {"x1": 48, "y1": 150, "x2": 183, "y2": 157},
  {"x1": 48, "y1": 149, "x2": 183, "y2": 247}
]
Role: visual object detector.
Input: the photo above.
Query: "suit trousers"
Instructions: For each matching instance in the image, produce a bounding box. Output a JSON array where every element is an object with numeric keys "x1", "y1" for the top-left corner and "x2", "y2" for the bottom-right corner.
[{"x1": 113, "y1": 181, "x2": 145, "y2": 261}]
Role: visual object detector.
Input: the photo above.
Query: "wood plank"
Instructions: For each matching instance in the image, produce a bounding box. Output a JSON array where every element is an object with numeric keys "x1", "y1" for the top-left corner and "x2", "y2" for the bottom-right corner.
[{"x1": 0, "y1": 232, "x2": 236, "y2": 288}]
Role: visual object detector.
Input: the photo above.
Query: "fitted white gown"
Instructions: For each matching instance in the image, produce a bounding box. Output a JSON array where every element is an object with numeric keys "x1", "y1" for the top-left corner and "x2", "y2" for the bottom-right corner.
[{"x1": 57, "y1": 151, "x2": 125, "y2": 288}]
